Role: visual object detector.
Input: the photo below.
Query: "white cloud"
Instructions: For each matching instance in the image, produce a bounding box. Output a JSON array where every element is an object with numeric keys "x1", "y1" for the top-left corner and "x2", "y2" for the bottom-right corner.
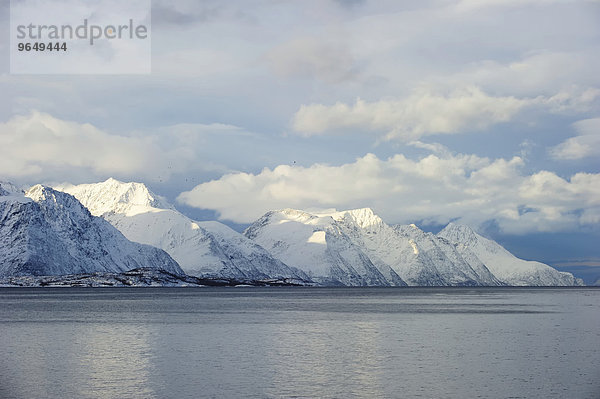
[
  {"x1": 541, "y1": 87, "x2": 600, "y2": 113},
  {"x1": 291, "y1": 87, "x2": 529, "y2": 140},
  {"x1": 407, "y1": 140, "x2": 452, "y2": 157},
  {"x1": 550, "y1": 118, "x2": 600, "y2": 160},
  {"x1": 550, "y1": 134, "x2": 600, "y2": 160},
  {"x1": 0, "y1": 111, "x2": 160, "y2": 179},
  {"x1": 291, "y1": 84, "x2": 600, "y2": 141},
  {"x1": 445, "y1": 52, "x2": 600, "y2": 98},
  {"x1": 177, "y1": 152, "x2": 600, "y2": 234},
  {"x1": 0, "y1": 111, "x2": 252, "y2": 183}
]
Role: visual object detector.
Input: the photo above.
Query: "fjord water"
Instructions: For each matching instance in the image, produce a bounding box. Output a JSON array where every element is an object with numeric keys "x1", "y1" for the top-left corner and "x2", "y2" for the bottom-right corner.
[{"x1": 0, "y1": 288, "x2": 598, "y2": 399}]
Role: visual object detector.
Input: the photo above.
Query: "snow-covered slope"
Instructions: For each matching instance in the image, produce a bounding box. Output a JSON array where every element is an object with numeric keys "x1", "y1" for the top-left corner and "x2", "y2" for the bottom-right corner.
[
  {"x1": 0, "y1": 181, "x2": 23, "y2": 196},
  {"x1": 245, "y1": 208, "x2": 504, "y2": 286},
  {"x1": 58, "y1": 178, "x2": 308, "y2": 281},
  {"x1": 45, "y1": 177, "x2": 581, "y2": 287},
  {"x1": 438, "y1": 223, "x2": 581, "y2": 286},
  {"x1": 0, "y1": 185, "x2": 182, "y2": 277},
  {"x1": 244, "y1": 209, "x2": 395, "y2": 286},
  {"x1": 328, "y1": 210, "x2": 441, "y2": 286},
  {"x1": 331, "y1": 209, "x2": 489, "y2": 286},
  {"x1": 392, "y1": 223, "x2": 501, "y2": 286}
]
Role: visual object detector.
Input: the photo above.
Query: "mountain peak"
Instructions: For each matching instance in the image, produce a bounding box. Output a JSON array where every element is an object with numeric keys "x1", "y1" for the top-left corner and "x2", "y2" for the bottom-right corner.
[
  {"x1": 332, "y1": 208, "x2": 384, "y2": 229},
  {"x1": 1, "y1": 183, "x2": 182, "y2": 278},
  {"x1": 26, "y1": 184, "x2": 66, "y2": 203},
  {"x1": 56, "y1": 178, "x2": 173, "y2": 217},
  {"x1": 24, "y1": 184, "x2": 48, "y2": 201},
  {"x1": 393, "y1": 223, "x2": 426, "y2": 237},
  {"x1": 439, "y1": 222, "x2": 477, "y2": 240},
  {"x1": 343, "y1": 207, "x2": 376, "y2": 218},
  {"x1": 25, "y1": 185, "x2": 92, "y2": 220},
  {"x1": 264, "y1": 208, "x2": 321, "y2": 225},
  {"x1": 281, "y1": 208, "x2": 315, "y2": 218}
]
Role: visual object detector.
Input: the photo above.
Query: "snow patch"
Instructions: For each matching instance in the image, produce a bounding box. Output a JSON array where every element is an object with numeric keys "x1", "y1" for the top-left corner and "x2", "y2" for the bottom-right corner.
[{"x1": 307, "y1": 231, "x2": 326, "y2": 245}]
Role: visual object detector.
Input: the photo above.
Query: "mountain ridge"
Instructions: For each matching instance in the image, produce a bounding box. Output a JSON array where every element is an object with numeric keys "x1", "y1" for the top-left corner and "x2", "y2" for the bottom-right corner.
[
  {"x1": 438, "y1": 223, "x2": 581, "y2": 286},
  {"x1": 1, "y1": 177, "x2": 582, "y2": 286},
  {"x1": 0, "y1": 184, "x2": 183, "y2": 277},
  {"x1": 245, "y1": 206, "x2": 580, "y2": 286},
  {"x1": 59, "y1": 178, "x2": 310, "y2": 282}
]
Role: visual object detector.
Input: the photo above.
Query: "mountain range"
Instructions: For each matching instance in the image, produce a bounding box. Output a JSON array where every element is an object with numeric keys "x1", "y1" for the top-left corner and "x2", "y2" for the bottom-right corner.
[
  {"x1": 0, "y1": 178, "x2": 583, "y2": 286},
  {"x1": 244, "y1": 208, "x2": 578, "y2": 286},
  {"x1": 0, "y1": 182, "x2": 182, "y2": 278},
  {"x1": 57, "y1": 178, "x2": 309, "y2": 283}
]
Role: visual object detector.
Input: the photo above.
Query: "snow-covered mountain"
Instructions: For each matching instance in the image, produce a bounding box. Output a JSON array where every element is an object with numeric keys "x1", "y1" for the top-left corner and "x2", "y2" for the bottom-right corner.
[
  {"x1": 0, "y1": 185, "x2": 182, "y2": 277},
  {"x1": 392, "y1": 223, "x2": 501, "y2": 286},
  {"x1": 438, "y1": 223, "x2": 582, "y2": 286},
  {"x1": 57, "y1": 178, "x2": 309, "y2": 282},
  {"x1": 244, "y1": 208, "x2": 500, "y2": 286},
  {"x1": 7, "y1": 177, "x2": 577, "y2": 287},
  {"x1": 245, "y1": 207, "x2": 579, "y2": 286},
  {"x1": 244, "y1": 209, "x2": 398, "y2": 286}
]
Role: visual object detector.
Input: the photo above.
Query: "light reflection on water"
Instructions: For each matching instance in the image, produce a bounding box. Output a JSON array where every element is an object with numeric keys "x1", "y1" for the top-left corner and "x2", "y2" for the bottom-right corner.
[
  {"x1": 0, "y1": 287, "x2": 599, "y2": 399},
  {"x1": 75, "y1": 324, "x2": 156, "y2": 399}
]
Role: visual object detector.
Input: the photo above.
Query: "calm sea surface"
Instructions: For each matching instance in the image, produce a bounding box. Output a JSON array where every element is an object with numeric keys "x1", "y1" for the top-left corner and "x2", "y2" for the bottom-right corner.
[{"x1": 0, "y1": 287, "x2": 598, "y2": 399}]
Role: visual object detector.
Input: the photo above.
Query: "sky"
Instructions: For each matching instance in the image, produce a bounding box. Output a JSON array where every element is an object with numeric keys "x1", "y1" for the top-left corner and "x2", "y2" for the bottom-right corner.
[{"x1": 1, "y1": 0, "x2": 599, "y2": 267}]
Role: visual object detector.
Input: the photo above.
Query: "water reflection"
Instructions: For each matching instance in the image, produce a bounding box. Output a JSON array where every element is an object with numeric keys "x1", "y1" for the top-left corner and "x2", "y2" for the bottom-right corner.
[
  {"x1": 0, "y1": 288, "x2": 599, "y2": 399},
  {"x1": 0, "y1": 321, "x2": 157, "y2": 399},
  {"x1": 72, "y1": 324, "x2": 156, "y2": 399},
  {"x1": 264, "y1": 317, "x2": 391, "y2": 397}
]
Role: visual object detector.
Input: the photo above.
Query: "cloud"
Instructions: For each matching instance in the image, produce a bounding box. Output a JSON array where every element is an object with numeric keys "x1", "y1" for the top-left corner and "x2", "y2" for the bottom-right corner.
[
  {"x1": 333, "y1": 0, "x2": 366, "y2": 8},
  {"x1": 291, "y1": 85, "x2": 600, "y2": 141},
  {"x1": 265, "y1": 37, "x2": 358, "y2": 83},
  {"x1": 444, "y1": 52, "x2": 600, "y2": 98},
  {"x1": 455, "y1": 0, "x2": 574, "y2": 13},
  {"x1": 291, "y1": 87, "x2": 529, "y2": 140},
  {"x1": 0, "y1": 111, "x2": 159, "y2": 179},
  {"x1": 550, "y1": 118, "x2": 600, "y2": 160},
  {"x1": 541, "y1": 87, "x2": 600, "y2": 113},
  {"x1": 177, "y1": 152, "x2": 600, "y2": 234},
  {"x1": 407, "y1": 140, "x2": 452, "y2": 157},
  {"x1": 0, "y1": 111, "x2": 254, "y2": 183},
  {"x1": 151, "y1": 3, "x2": 221, "y2": 26}
]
